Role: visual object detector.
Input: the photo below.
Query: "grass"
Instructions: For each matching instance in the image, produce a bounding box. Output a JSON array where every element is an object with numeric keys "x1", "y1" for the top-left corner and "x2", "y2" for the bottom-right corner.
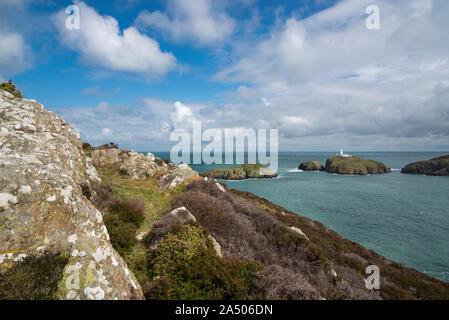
[{"x1": 97, "y1": 163, "x2": 176, "y2": 234}]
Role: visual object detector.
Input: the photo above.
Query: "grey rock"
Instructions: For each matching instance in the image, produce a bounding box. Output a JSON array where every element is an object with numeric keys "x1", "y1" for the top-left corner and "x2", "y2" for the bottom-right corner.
[{"x1": 0, "y1": 90, "x2": 143, "y2": 300}]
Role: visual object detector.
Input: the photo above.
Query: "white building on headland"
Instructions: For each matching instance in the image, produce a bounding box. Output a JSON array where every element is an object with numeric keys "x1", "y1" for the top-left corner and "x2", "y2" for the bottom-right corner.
[{"x1": 337, "y1": 148, "x2": 352, "y2": 157}]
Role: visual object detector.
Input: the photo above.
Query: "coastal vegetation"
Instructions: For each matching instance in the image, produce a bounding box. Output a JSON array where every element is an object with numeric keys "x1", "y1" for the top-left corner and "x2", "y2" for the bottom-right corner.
[
  {"x1": 202, "y1": 164, "x2": 277, "y2": 180},
  {"x1": 325, "y1": 156, "x2": 390, "y2": 175},
  {"x1": 0, "y1": 80, "x2": 23, "y2": 98},
  {"x1": 0, "y1": 252, "x2": 68, "y2": 300}
]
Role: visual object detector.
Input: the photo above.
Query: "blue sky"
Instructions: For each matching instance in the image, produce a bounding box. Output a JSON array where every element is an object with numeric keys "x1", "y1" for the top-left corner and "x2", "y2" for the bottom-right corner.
[{"x1": 1, "y1": 0, "x2": 449, "y2": 151}]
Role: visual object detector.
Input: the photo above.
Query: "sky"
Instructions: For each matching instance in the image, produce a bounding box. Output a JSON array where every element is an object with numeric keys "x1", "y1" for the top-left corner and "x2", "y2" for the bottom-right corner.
[{"x1": 0, "y1": 0, "x2": 448, "y2": 151}]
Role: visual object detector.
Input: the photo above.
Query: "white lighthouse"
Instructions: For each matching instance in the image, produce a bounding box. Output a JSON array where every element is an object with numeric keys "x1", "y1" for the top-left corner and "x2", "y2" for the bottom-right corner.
[{"x1": 337, "y1": 148, "x2": 351, "y2": 157}]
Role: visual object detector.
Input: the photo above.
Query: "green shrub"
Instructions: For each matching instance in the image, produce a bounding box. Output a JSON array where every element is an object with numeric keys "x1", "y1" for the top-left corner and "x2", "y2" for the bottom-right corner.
[
  {"x1": 110, "y1": 199, "x2": 145, "y2": 227},
  {"x1": 0, "y1": 252, "x2": 68, "y2": 300},
  {"x1": 0, "y1": 80, "x2": 23, "y2": 98},
  {"x1": 103, "y1": 213, "x2": 137, "y2": 256},
  {"x1": 82, "y1": 142, "x2": 91, "y2": 150},
  {"x1": 145, "y1": 224, "x2": 262, "y2": 300}
]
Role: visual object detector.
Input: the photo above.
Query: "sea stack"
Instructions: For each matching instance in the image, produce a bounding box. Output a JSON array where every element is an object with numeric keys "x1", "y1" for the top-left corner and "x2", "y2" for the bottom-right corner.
[{"x1": 298, "y1": 161, "x2": 325, "y2": 171}]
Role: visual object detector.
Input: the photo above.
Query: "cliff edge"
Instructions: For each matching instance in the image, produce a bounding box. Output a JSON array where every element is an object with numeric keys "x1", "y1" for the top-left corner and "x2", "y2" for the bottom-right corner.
[{"x1": 0, "y1": 90, "x2": 143, "y2": 300}]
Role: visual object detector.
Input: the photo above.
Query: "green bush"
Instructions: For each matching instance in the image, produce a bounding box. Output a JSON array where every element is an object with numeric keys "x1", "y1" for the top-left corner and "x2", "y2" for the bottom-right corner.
[
  {"x1": 145, "y1": 224, "x2": 262, "y2": 300},
  {"x1": 103, "y1": 213, "x2": 137, "y2": 256},
  {"x1": 0, "y1": 80, "x2": 23, "y2": 98},
  {"x1": 110, "y1": 199, "x2": 145, "y2": 227},
  {"x1": 0, "y1": 252, "x2": 68, "y2": 300}
]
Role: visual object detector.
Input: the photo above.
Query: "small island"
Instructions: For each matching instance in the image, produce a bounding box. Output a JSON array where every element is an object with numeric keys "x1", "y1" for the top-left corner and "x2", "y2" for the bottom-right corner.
[
  {"x1": 202, "y1": 164, "x2": 278, "y2": 180},
  {"x1": 298, "y1": 161, "x2": 325, "y2": 171},
  {"x1": 401, "y1": 155, "x2": 449, "y2": 176},
  {"x1": 325, "y1": 156, "x2": 390, "y2": 175}
]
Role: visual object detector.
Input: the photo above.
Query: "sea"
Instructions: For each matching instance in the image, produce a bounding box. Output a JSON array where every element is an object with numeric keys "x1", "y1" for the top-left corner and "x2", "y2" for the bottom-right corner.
[{"x1": 152, "y1": 151, "x2": 449, "y2": 282}]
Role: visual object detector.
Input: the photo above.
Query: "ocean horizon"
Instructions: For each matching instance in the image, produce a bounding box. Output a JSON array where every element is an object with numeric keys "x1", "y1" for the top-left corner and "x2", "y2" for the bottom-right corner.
[{"x1": 152, "y1": 151, "x2": 449, "y2": 282}]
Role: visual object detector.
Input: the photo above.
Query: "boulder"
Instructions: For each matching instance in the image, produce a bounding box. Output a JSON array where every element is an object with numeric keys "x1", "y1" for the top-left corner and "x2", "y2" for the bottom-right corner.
[
  {"x1": 325, "y1": 156, "x2": 390, "y2": 175},
  {"x1": 91, "y1": 148, "x2": 121, "y2": 167},
  {"x1": 118, "y1": 150, "x2": 168, "y2": 179},
  {"x1": 158, "y1": 164, "x2": 199, "y2": 191},
  {"x1": 401, "y1": 155, "x2": 449, "y2": 176},
  {"x1": 298, "y1": 161, "x2": 325, "y2": 171},
  {"x1": 0, "y1": 90, "x2": 143, "y2": 300}
]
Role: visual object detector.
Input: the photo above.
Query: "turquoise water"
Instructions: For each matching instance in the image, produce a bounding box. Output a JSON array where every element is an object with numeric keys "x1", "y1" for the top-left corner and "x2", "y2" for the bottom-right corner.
[{"x1": 153, "y1": 151, "x2": 449, "y2": 282}]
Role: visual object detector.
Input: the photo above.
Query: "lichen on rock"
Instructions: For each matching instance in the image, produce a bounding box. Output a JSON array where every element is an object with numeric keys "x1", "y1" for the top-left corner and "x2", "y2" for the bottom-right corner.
[{"x1": 0, "y1": 90, "x2": 143, "y2": 300}]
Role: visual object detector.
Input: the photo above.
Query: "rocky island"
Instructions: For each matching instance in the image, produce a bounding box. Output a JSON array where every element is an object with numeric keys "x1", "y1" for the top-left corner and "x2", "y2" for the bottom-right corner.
[
  {"x1": 401, "y1": 155, "x2": 449, "y2": 176},
  {"x1": 325, "y1": 156, "x2": 391, "y2": 175},
  {"x1": 1, "y1": 89, "x2": 448, "y2": 300},
  {"x1": 202, "y1": 164, "x2": 278, "y2": 180},
  {"x1": 298, "y1": 161, "x2": 325, "y2": 171}
]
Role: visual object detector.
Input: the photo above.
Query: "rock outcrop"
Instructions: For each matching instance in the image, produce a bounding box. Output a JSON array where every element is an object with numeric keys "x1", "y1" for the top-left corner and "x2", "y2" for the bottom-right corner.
[
  {"x1": 401, "y1": 155, "x2": 449, "y2": 176},
  {"x1": 0, "y1": 90, "x2": 143, "y2": 300},
  {"x1": 202, "y1": 164, "x2": 277, "y2": 180},
  {"x1": 325, "y1": 156, "x2": 390, "y2": 175},
  {"x1": 298, "y1": 161, "x2": 325, "y2": 171},
  {"x1": 91, "y1": 147, "x2": 198, "y2": 190}
]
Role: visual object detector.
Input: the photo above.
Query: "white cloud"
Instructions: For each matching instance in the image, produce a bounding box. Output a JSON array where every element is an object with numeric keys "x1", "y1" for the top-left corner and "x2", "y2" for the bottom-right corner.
[
  {"x1": 135, "y1": 0, "x2": 235, "y2": 45},
  {"x1": 0, "y1": 29, "x2": 32, "y2": 77},
  {"x1": 47, "y1": 0, "x2": 449, "y2": 151},
  {"x1": 53, "y1": 1, "x2": 176, "y2": 76},
  {"x1": 51, "y1": 99, "x2": 207, "y2": 150},
  {"x1": 170, "y1": 101, "x2": 196, "y2": 126},
  {"x1": 261, "y1": 97, "x2": 272, "y2": 107},
  {"x1": 101, "y1": 127, "x2": 113, "y2": 137},
  {"x1": 211, "y1": 0, "x2": 449, "y2": 150}
]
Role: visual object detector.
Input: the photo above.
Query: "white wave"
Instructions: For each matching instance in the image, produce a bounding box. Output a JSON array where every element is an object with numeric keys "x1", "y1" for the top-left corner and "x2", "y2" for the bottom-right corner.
[
  {"x1": 391, "y1": 168, "x2": 401, "y2": 171},
  {"x1": 287, "y1": 168, "x2": 304, "y2": 173}
]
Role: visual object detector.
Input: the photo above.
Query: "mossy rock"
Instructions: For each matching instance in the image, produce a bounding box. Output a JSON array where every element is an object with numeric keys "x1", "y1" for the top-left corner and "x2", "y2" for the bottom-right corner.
[
  {"x1": 202, "y1": 164, "x2": 277, "y2": 180},
  {"x1": 401, "y1": 155, "x2": 449, "y2": 176},
  {"x1": 325, "y1": 156, "x2": 390, "y2": 175},
  {"x1": 298, "y1": 161, "x2": 325, "y2": 171}
]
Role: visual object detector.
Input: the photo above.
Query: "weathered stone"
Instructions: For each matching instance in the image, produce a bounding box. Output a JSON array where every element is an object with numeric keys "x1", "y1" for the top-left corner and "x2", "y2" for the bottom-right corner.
[
  {"x1": 118, "y1": 151, "x2": 167, "y2": 179},
  {"x1": 289, "y1": 226, "x2": 310, "y2": 241},
  {"x1": 208, "y1": 235, "x2": 223, "y2": 257},
  {"x1": 0, "y1": 90, "x2": 143, "y2": 300},
  {"x1": 91, "y1": 148, "x2": 121, "y2": 167},
  {"x1": 158, "y1": 164, "x2": 199, "y2": 191}
]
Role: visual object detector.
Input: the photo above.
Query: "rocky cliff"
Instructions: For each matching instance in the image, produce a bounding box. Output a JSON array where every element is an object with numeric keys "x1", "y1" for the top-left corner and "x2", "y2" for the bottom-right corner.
[
  {"x1": 401, "y1": 155, "x2": 449, "y2": 176},
  {"x1": 0, "y1": 90, "x2": 144, "y2": 300}
]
